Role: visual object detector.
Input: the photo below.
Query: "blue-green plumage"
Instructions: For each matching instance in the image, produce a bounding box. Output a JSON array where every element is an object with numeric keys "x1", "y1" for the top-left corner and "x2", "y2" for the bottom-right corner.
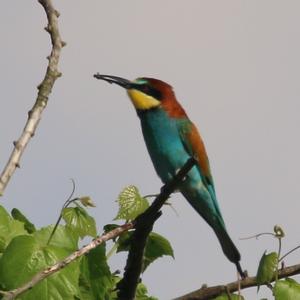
[
  {"x1": 138, "y1": 106, "x2": 241, "y2": 268},
  {"x1": 138, "y1": 108, "x2": 229, "y2": 233},
  {"x1": 138, "y1": 109, "x2": 190, "y2": 182},
  {"x1": 138, "y1": 108, "x2": 223, "y2": 220}
]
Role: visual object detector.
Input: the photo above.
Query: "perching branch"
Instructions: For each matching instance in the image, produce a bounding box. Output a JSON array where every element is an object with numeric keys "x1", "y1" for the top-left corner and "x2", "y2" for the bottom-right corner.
[
  {"x1": 173, "y1": 263, "x2": 300, "y2": 300},
  {"x1": 0, "y1": 222, "x2": 134, "y2": 300},
  {"x1": 117, "y1": 157, "x2": 197, "y2": 300},
  {"x1": 0, "y1": 0, "x2": 65, "y2": 196}
]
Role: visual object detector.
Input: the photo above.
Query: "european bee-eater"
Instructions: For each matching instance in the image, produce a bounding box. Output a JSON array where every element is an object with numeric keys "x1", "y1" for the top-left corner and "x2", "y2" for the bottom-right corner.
[{"x1": 94, "y1": 74, "x2": 244, "y2": 277}]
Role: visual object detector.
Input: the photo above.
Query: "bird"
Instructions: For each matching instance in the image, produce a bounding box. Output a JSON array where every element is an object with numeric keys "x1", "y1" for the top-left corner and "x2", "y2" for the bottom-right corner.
[{"x1": 94, "y1": 74, "x2": 244, "y2": 278}]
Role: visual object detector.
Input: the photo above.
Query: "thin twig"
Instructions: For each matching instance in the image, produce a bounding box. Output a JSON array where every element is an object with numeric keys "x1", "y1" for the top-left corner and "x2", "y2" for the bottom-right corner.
[
  {"x1": 239, "y1": 232, "x2": 275, "y2": 240},
  {"x1": 173, "y1": 263, "x2": 300, "y2": 300},
  {"x1": 278, "y1": 238, "x2": 282, "y2": 261},
  {"x1": 0, "y1": 0, "x2": 65, "y2": 195},
  {"x1": 117, "y1": 158, "x2": 197, "y2": 300},
  {"x1": 0, "y1": 223, "x2": 134, "y2": 300},
  {"x1": 47, "y1": 180, "x2": 77, "y2": 245},
  {"x1": 280, "y1": 245, "x2": 300, "y2": 262}
]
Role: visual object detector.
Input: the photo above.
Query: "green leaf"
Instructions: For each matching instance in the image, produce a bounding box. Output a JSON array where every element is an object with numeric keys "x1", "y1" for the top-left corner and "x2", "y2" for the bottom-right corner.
[
  {"x1": 214, "y1": 294, "x2": 245, "y2": 300},
  {"x1": 87, "y1": 275, "x2": 158, "y2": 300},
  {"x1": 256, "y1": 251, "x2": 278, "y2": 290},
  {"x1": 79, "y1": 244, "x2": 113, "y2": 300},
  {"x1": 62, "y1": 206, "x2": 97, "y2": 238},
  {"x1": 11, "y1": 208, "x2": 36, "y2": 233},
  {"x1": 34, "y1": 225, "x2": 79, "y2": 251},
  {"x1": 116, "y1": 230, "x2": 132, "y2": 252},
  {"x1": 103, "y1": 224, "x2": 122, "y2": 243},
  {"x1": 103, "y1": 223, "x2": 119, "y2": 233},
  {"x1": 117, "y1": 231, "x2": 174, "y2": 272},
  {"x1": 0, "y1": 235, "x2": 80, "y2": 299},
  {"x1": 274, "y1": 278, "x2": 300, "y2": 300},
  {"x1": 143, "y1": 232, "x2": 174, "y2": 271},
  {"x1": 0, "y1": 236, "x2": 6, "y2": 252},
  {"x1": 106, "y1": 276, "x2": 121, "y2": 300},
  {"x1": 0, "y1": 205, "x2": 12, "y2": 225},
  {"x1": 103, "y1": 224, "x2": 119, "y2": 232},
  {"x1": 136, "y1": 282, "x2": 158, "y2": 300},
  {"x1": 115, "y1": 185, "x2": 149, "y2": 221},
  {"x1": 0, "y1": 205, "x2": 28, "y2": 252}
]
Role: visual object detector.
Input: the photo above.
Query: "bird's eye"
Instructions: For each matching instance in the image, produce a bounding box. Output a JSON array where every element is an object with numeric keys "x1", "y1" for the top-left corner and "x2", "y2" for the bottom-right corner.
[
  {"x1": 142, "y1": 85, "x2": 150, "y2": 93},
  {"x1": 135, "y1": 84, "x2": 162, "y2": 100}
]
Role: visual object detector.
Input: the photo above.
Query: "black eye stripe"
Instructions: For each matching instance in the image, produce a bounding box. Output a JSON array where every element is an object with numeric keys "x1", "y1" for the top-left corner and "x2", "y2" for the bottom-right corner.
[
  {"x1": 141, "y1": 85, "x2": 150, "y2": 93},
  {"x1": 134, "y1": 84, "x2": 162, "y2": 100}
]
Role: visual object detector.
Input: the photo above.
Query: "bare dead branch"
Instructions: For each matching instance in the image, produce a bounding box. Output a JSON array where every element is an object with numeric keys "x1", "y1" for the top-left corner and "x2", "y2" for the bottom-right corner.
[
  {"x1": 0, "y1": 223, "x2": 134, "y2": 300},
  {"x1": 0, "y1": 0, "x2": 65, "y2": 195},
  {"x1": 173, "y1": 263, "x2": 300, "y2": 300}
]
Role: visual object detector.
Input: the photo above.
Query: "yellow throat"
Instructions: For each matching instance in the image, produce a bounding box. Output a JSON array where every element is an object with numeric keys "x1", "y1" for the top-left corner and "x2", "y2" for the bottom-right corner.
[{"x1": 127, "y1": 89, "x2": 161, "y2": 110}]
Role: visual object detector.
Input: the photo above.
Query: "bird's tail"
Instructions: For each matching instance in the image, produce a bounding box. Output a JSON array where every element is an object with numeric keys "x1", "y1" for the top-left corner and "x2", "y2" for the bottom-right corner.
[
  {"x1": 181, "y1": 188, "x2": 245, "y2": 277},
  {"x1": 214, "y1": 221, "x2": 240, "y2": 263},
  {"x1": 213, "y1": 221, "x2": 245, "y2": 278}
]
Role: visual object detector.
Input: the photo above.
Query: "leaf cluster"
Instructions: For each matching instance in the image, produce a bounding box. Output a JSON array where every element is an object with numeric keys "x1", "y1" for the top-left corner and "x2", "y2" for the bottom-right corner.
[
  {"x1": 0, "y1": 186, "x2": 174, "y2": 299},
  {"x1": 254, "y1": 226, "x2": 300, "y2": 299}
]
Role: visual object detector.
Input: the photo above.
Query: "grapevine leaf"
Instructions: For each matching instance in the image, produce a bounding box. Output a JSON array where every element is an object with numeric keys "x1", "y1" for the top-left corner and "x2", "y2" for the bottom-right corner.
[
  {"x1": 274, "y1": 278, "x2": 300, "y2": 300},
  {"x1": 0, "y1": 235, "x2": 80, "y2": 299},
  {"x1": 117, "y1": 231, "x2": 174, "y2": 272},
  {"x1": 0, "y1": 205, "x2": 28, "y2": 252},
  {"x1": 256, "y1": 251, "x2": 278, "y2": 291},
  {"x1": 79, "y1": 244, "x2": 113, "y2": 300},
  {"x1": 62, "y1": 206, "x2": 97, "y2": 238},
  {"x1": 114, "y1": 185, "x2": 149, "y2": 221},
  {"x1": 11, "y1": 208, "x2": 36, "y2": 233},
  {"x1": 34, "y1": 225, "x2": 78, "y2": 251}
]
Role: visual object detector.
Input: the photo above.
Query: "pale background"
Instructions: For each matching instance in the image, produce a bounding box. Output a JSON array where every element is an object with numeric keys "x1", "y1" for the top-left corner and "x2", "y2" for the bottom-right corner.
[{"x1": 1, "y1": 1, "x2": 300, "y2": 299}]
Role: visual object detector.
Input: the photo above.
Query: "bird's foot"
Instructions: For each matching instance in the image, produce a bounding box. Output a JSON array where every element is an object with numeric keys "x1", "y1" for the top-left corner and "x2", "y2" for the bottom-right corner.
[{"x1": 236, "y1": 262, "x2": 247, "y2": 279}]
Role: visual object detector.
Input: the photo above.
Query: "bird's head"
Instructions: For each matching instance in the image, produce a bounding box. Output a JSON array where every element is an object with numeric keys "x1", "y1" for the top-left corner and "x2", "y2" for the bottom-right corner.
[{"x1": 94, "y1": 74, "x2": 176, "y2": 111}]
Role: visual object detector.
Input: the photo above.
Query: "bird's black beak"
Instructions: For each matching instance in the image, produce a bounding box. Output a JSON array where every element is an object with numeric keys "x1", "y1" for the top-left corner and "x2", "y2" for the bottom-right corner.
[{"x1": 94, "y1": 74, "x2": 134, "y2": 90}]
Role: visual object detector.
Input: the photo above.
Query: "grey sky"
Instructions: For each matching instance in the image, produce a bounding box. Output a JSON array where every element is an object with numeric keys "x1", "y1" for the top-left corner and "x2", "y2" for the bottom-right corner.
[{"x1": 1, "y1": 1, "x2": 300, "y2": 299}]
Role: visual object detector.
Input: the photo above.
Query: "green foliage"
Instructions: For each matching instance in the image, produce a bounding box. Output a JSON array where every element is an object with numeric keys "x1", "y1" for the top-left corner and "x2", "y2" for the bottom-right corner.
[
  {"x1": 0, "y1": 191, "x2": 164, "y2": 299},
  {"x1": 115, "y1": 185, "x2": 149, "y2": 221},
  {"x1": 253, "y1": 226, "x2": 300, "y2": 299},
  {"x1": 0, "y1": 234, "x2": 80, "y2": 299},
  {"x1": 256, "y1": 251, "x2": 278, "y2": 290},
  {"x1": 274, "y1": 278, "x2": 300, "y2": 300},
  {"x1": 62, "y1": 206, "x2": 97, "y2": 238},
  {"x1": 0, "y1": 205, "x2": 28, "y2": 253},
  {"x1": 135, "y1": 282, "x2": 159, "y2": 300},
  {"x1": 11, "y1": 207, "x2": 36, "y2": 233},
  {"x1": 103, "y1": 223, "x2": 119, "y2": 233},
  {"x1": 117, "y1": 231, "x2": 174, "y2": 272},
  {"x1": 35, "y1": 225, "x2": 79, "y2": 251},
  {"x1": 2, "y1": 188, "x2": 299, "y2": 300},
  {"x1": 142, "y1": 232, "x2": 174, "y2": 271},
  {"x1": 96, "y1": 277, "x2": 158, "y2": 300},
  {"x1": 79, "y1": 244, "x2": 113, "y2": 300}
]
